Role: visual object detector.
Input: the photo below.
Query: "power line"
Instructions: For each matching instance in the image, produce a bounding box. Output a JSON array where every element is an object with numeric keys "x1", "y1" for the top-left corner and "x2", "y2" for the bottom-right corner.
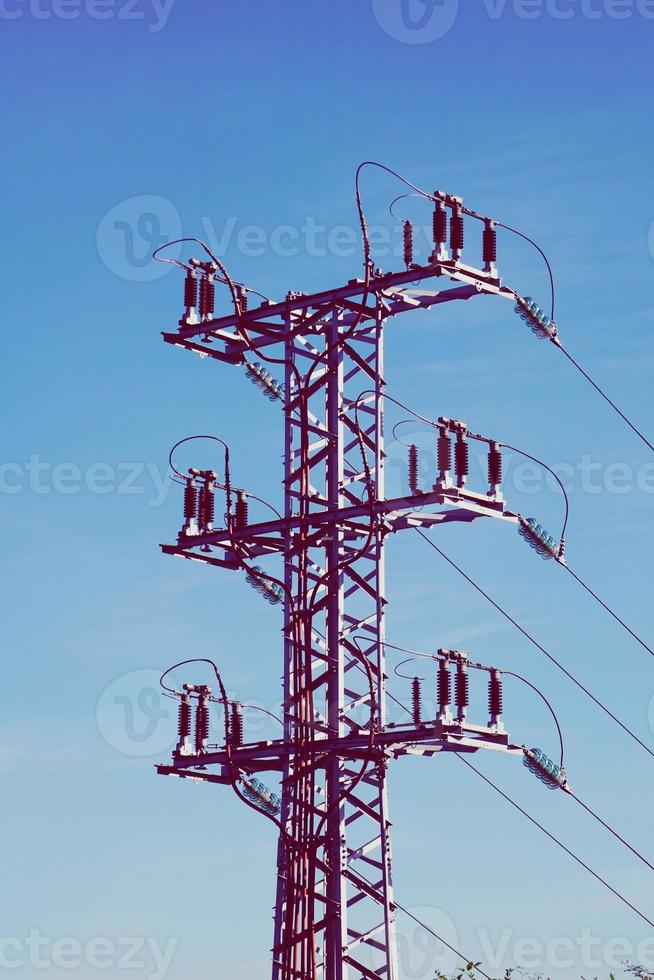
[
  {"x1": 555, "y1": 340, "x2": 654, "y2": 456},
  {"x1": 564, "y1": 787, "x2": 654, "y2": 874},
  {"x1": 560, "y1": 560, "x2": 654, "y2": 660},
  {"x1": 415, "y1": 530, "x2": 654, "y2": 761},
  {"x1": 392, "y1": 899, "x2": 491, "y2": 980},
  {"x1": 455, "y1": 754, "x2": 654, "y2": 931}
]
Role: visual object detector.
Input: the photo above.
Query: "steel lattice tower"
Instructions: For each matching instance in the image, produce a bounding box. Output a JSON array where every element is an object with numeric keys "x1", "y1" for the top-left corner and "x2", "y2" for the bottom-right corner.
[{"x1": 157, "y1": 202, "x2": 525, "y2": 979}]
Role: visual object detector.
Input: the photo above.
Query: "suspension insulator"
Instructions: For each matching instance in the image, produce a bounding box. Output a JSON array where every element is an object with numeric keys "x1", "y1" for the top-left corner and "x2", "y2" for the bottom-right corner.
[
  {"x1": 198, "y1": 482, "x2": 215, "y2": 531},
  {"x1": 183, "y1": 270, "x2": 197, "y2": 311},
  {"x1": 454, "y1": 435, "x2": 469, "y2": 486},
  {"x1": 518, "y1": 517, "x2": 559, "y2": 560},
  {"x1": 437, "y1": 429, "x2": 452, "y2": 476},
  {"x1": 195, "y1": 700, "x2": 210, "y2": 753},
  {"x1": 455, "y1": 662, "x2": 469, "y2": 711},
  {"x1": 183, "y1": 478, "x2": 198, "y2": 522},
  {"x1": 403, "y1": 220, "x2": 414, "y2": 267},
  {"x1": 433, "y1": 201, "x2": 447, "y2": 249},
  {"x1": 523, "y1": 747, "x2": 567, "y2": 790},
  {"x1": 488, "y1": 443, "x2": 502, "y2": 489},
  {"x1": 231, "y1": 703, "x2": 244, "y2": 747},
  {"x1": 437, "y1": 660, "x2": 451, "y2": 710},
  {"x1": 411, "y1": 677, "x2": 422, "y2": 725},
  {"x1": 408, "y1": 444, "x2": 419, "y2": 495},
  {"x1": 482, "y1": 219, "x2": 497, "y2": 268},
  {"x1": 235, "y1": 491, "x2": 249, "y2": 530},
  {"x1": 178, "y1": 696, "x2": 191, "y2": 739},
  {"x1": 238, "y1": 287, "x2": 248, "y2": 315},
  {"x1": 488, "y1": 670, "x2": 503, "y2": 719},
  {"x1": 514, "y1": 295, "x2": 558, "y2": 341},
  {"x1": 198, "y1": 275, "x2": 215, "y2": 318},
  {"x1": 450, "y1": 205, "x2": 464, "y2": 258}
]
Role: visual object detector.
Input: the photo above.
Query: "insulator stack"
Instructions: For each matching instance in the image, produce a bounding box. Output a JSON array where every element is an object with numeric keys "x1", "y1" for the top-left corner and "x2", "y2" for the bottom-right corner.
[
  {"x1": 514, "y1": 295, "x2": 558, "y2": 341},
  {"x1": 198, "y1": 480, "x2": 215, "y2": 533},
  {"x1": 183, "y1": 270, "x2": 197, "y2": 313},
  {"x1": 408, "y1": 444, "x2": 419, "y2": 495},
  {"x1": 437, "y1": 428, "x2": 451, "y2": 481},
  {"x1": 518, "y1": 517, "x2": 559, "y2": 560},
  {"x1": 195, "y1": 691, "x2": 210, "y2": 754},
  {"x1": 238, "y1": 286, "x2": 248, "y2": 315},
  {"x1": 235, "y1": 491, "x2": 249, "y2": 530},
  {"x1": 231, "y1": 702, "x2": 244, "y2": 747},
  {"x1": 198, "y1": 274, "x2": 215, "y2": 319},
  {"x1": 184, "y1": 477, "x2": 198, "y2": 530},
  {"x1": 411, "y1": 677, "x2": 422, "y2": 725},
  {"x1": 246, "y1": 361, "x2": 284, "y2": 402},
  {"x1": 437, "y1": 660, "x2": 451, "y2": 714},
  {"x1": 450, "y1": 204, "x2": 464, "y2": 261},
  {"x1": 177, "y1": 695, "x2": 191, "y2": 739},
  {"x1": 241, "y1": 777, "x2": 282, "y2": 816},
  {"x1": 455, "y1": 660, "x2": 469, "y2": 720},
  {"x1": 523, "y1": 747, "x2": 567, "y2": 790},
  {"x1": 488, "y1": 442, "x2": 502, "y2": 491},
  {"x1": 403, "y1": 220, "x2": 414, "y2": 268},
  {"x1": 482, "y1": 219, "x2": 497, "y2": 271},
  {"x1": 245, "y1": 565, "x2": 284, "y2": 605},
  {"x1": 488, "y1": 670, "x2": 503, "y2": 722},
  {"x1": 454, "y1": 433, "x2": 469, "y2": 487},
  {"x1": 432, "y1": 200, "x2": 448, "y2": 259}
]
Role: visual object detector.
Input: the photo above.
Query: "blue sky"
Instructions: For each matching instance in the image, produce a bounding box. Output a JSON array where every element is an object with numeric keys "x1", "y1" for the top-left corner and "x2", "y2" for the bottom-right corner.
[{"x1": 3, "y1": 2, "x2": 654, "y2": 978}]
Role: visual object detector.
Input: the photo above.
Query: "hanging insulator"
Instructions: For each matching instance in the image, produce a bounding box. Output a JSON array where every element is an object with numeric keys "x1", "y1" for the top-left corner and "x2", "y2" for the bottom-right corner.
[
  {"x1": 437, "y1": 428, "x2": 451, "y2": 479},
  {"x1": 231, "y1": 702, "x2": 244, "y2": 747},
  {"x1": 177, "y1": 695, "x2": 191, "y2": 739},
  {"x1": 238, "y1": 286, "x2": 248, "y2": 315},
  {"x1": 488, "y1": 670, "x2": 503, "y2": 721},
  {"x1": 454, "y1": 434, "x2": 469, "y2": 487},
  {"x1": 450, "y1": 204, "x2": 464, "y2": 260},
  {"x1": 198, "y1": 274, "x2": 215, "y2": 319},
  {"x1": 523, "y1": 747, "x2": 567, "y2": 790},
  {"x1": 518, "y1": 517, "x2": 559, "y2": 560},
  {"x1": 432, "y1": 200, "x2": 448, "y2": 255},
  {"x1": 235, "y1": 491, "x2": 249, "y2": 530},
  {"x1": 514, "y1": 295, "x2": 558, "y2": 341},
  {"x1": 408, "y1": 444, "x2": 419, "y2": 495},
  {"x1": 487, "y1": 442, "x2": 502, "y2": 490},
  {"x1": 437, "y1": 660, "x2": 451, "y2": 713},
  {"x1": 195, "y1": 693, "x2": 210, "y2": 754},
  {"x1": 198, "y1": 480, "x2": 215, "y2": 532},
  {"x1": 183, "y1": 270, "x2": 197, "y2": 312},
  {"x1": 455, "y1": 660, "x2": 469, "y2": 719},
  {"x1": 411, "y1": 677, "x2": 422, "y2": 725},
  {"x1": 183, "y1": 477, "x2": 198, "y2": 525},
  {"x1": 482, "y1": 219, "x2": 497, "y2": 271},
  {"x1": 403, "y1": 220, "x2": 414, "y2": 268}
]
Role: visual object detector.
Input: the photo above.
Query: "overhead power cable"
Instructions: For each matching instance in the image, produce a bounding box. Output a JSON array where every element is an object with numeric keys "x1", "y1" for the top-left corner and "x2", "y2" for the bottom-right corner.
[
  {"x1": 563, "y1": 787, "x2": 654, "y2": 874},
  {"x1": 392, "y1": 899, "x2": 491, "y2": 980},
  {"x1": 455, "y1": 754, "x2": 654, "y2": 931},
  {"x1": 414, "y1": 530, "x2": 654, "y2": 762}
]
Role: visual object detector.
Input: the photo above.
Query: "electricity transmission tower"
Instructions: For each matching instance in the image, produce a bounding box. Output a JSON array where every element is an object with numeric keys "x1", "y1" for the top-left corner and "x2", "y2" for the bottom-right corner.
[{"x1": 156, "y1": 192, "x2": 529, "y2": 979}]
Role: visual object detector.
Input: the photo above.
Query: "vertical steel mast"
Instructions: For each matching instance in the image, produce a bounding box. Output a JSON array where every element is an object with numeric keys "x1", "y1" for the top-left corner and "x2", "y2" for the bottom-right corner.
[
  {"x1": 271, "y1": 297, "x2": 397, "y2": 979},
  {"x1": 157, "y1": 198, "x2": 525, "y2": 980}
]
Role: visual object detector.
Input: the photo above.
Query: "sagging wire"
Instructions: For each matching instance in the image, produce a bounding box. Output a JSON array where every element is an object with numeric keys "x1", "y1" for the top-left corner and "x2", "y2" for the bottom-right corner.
[
  {"x1": 153, "y1": 237, "x2": 271, "y2": 304},
  {"x1": 456, "y1": 753, "x2": 654, "y2": 930},
  {"x1": 414, "y1": 529, "x2": 654, "y2": 762}
]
